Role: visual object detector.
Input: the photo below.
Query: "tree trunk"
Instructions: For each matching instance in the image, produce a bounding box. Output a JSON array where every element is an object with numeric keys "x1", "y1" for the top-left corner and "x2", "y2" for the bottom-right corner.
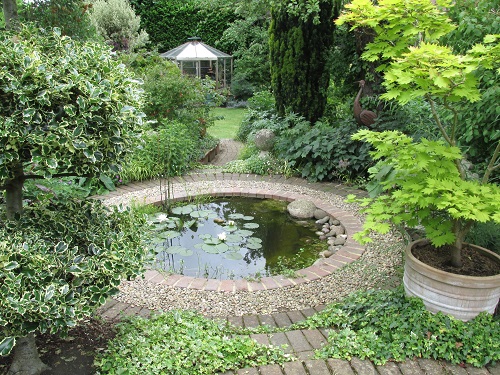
[
  {"x1": 451, "y1": 221, "x2": 463, "y2": 268},
  {"x1": 3, "y1": 0, "x2": 19, "y2": 30},
  {"x1": 7, "y1": 334, "x2": 50, "y2": 375},
  {"x1": 5, "y1": 171, "x2": 24, "y2": 219}
]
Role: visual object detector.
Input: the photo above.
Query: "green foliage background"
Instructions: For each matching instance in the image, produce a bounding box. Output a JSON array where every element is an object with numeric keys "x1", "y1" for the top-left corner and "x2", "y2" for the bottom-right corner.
[
  {"x1": 269, "y1": 0, "x2": 338, "y2": 123},
  {"x1": 129, "y1": 0, "x2": 236, "y2": 52}
]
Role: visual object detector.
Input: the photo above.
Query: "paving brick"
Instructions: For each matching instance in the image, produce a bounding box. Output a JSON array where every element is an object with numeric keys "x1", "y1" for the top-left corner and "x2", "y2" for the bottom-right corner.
[
  {"x1": 227, "y1": 315, "x2": 244, "y2": 328},
  {"x1": 296, "y1": 351, "x2": 315, "y2": 361},
  {"x1": 487, "y1": 363, "x2": 500, "y2": 375},
  {"x1": 236, "y1": 368, "x2": 259, "y2": 375},
  {"x1": 203, "y1": 278, "x2": 221, "y2": 291},
  {"x1": 304, "y1": 359, "x2": 331, "y2": 375},
  {"x1": 259, "y1": 314, "x2": 278, "y2": 328},
  {"x1": 286, "y1": 310, "x2": 306, "y2": 324},
  {"x1": 282, "y1": 361, "x2": 307, "y2": 375},
  {"x1": 301, "y1": 329, "x2": 328, "y2": 349},
  {"x1": 100, "y1": 301, "x2": 129, "y2": 320},
  {"x1": 242, "y1": 314, "x2": 261, "y2": 328},
  {"x1": 350, "y1": 357, "x2": 377, "y2": 375},
  {"x1": 465, "y1": 367, "x2": 489, "y2": 375},
  {"x1": 269, "y1": 332, "x2": 293, "y2": 354},
  {"x1": 258, "y1": 364, "x2": 284, "y2": 375},
  {"x1": 300, "y1": 308, "x2": 317, "y2": 318},
  {"x1": 376, "y1": 362, "x2": 403, "y2": 375},
  {"x1": 441, "y1": 362, "x2": 468, "y2": 375},
  {"x1": 285, "y1": 330, "x2": 313, "y2": 353},
  {"x1": 326, "y1": 358, "x2": 355, "y2": 375},
  {"x1": 398, "y1": 359, "x2": 425, "y2": 375},
  {"x1": 273, "y1": 312, "x2": 293, "y2": 328},
  {"x1": 249, "y1": 333, "x2": 270, "y2": 346},
  {"x1": 417, "y1": 358, "x2": 447, "y2": 374}
]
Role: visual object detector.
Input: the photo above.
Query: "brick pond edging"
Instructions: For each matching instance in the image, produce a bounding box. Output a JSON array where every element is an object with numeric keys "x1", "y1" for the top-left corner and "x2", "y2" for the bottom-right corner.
[{"x1": 95, "y1": 173, "x2": 368, "y2": 292}]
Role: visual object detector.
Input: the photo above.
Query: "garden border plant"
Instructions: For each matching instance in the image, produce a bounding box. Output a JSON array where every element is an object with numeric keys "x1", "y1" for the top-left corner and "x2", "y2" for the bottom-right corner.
[
  {"x1": 0, "y1": 24, "x2": 150, "y2": 374},
  {"x1": 338, "y1": 0, "x2": 500, "y2": 267},
  {"x1": 338, "y1": 0, "x2": 500, "y2": 320}
]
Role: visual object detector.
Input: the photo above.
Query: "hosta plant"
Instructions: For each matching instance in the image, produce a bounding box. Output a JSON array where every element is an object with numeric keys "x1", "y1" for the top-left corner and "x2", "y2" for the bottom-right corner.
[{"x1": 339, "y1": 0, "x2": 500, "y2": 268}]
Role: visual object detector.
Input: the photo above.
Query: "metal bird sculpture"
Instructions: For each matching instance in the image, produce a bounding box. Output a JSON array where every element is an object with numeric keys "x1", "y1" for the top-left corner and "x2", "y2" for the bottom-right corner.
[{"x1": 353, "y1": 80, "x2": 377, "y2": 127}]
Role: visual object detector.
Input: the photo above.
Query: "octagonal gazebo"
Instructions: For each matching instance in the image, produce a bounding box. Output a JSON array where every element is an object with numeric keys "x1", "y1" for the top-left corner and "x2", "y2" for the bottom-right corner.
[{"x1": 160, "y1": 37, "x2": 232, "y2": 89}]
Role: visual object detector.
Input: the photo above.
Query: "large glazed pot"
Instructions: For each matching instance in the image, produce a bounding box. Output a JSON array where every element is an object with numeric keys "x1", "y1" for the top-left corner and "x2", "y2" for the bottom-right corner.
[{"x1": 403, "y1": 239, "x2": 500, "y2": 321}]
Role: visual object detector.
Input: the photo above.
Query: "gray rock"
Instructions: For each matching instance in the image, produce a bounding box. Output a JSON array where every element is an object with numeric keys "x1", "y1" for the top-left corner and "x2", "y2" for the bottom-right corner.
[
  {"x1": 334, "y1": 237, "x2": 346, "y2": 246},
  {"x1": 314, "y1": 209, "x2": 329, "y2": 220},
  {"x1": 329, "y1": 219, "x2": 341, "y2": 226},
  {"x1": 316, "y1": 216, "x2": 330, "y2": 225},
  {"x1": 287, "y1": 200, "x2": 317, "y2": 219},
  {"x1": 254, "y1": 129, "x2": 276, "y2": 151},
  {"x1": 330, "y1": 225, "x2": 345, "y2": 236},
  {"x1": 321, "y1": 250, "x2": 334, "y2": 258}
]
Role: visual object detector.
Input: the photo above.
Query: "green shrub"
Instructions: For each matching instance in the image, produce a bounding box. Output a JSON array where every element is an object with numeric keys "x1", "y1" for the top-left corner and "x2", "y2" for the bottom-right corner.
[
  {"x1": 129, "y1": 0, "x2": 236, "y2": 52},
  {"x1": 0, "y1": 198, "x2": 151, "y2": 355},
  {"x1": 95, "y1": 310, "x2": 291, "y2": 374},
  {"x1": 120, "y1": 120, "x2": 198, "y2": 181},
  {"x1": 295, "y1": 288, "x2": 500, "y2": 367},
  {"x1": 274, "y1": 118, "x2": 373, "y2": 182},
  {"x1": 465, "y1": 221, "x2": 500, "y2": 255},
  {"x1": 135, "y1": 55, "x2": 219, "y2": 128},
  {"x1": 89, "y1": 0, "x2": 149, "y2": 51},
  {"x1": 224, "y1": 154, "x2": 292, "y2": 176}
]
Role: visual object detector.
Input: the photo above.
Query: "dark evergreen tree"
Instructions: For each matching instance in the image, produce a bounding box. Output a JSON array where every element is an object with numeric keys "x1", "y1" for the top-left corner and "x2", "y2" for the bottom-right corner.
[{"x1": 269, "y1": 0, "x2": 339, "y2": 123}]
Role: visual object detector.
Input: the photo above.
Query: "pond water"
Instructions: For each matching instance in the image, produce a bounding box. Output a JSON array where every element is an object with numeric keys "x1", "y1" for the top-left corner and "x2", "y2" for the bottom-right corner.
[{"x1": 146, "y1": 197, "x2": 324, "y2": 279}]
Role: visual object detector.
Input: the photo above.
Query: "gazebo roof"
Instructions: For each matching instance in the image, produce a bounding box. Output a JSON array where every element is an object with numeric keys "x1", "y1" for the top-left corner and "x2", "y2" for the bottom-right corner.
[{"x1": 160, "y1": 37, "x2": 231, "y2": 61}]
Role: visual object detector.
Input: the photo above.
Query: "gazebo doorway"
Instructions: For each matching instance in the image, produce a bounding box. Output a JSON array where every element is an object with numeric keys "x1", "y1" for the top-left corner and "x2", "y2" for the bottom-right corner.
[{"x1": 160, "y1": 37, "x2": 233, "y2": 89}]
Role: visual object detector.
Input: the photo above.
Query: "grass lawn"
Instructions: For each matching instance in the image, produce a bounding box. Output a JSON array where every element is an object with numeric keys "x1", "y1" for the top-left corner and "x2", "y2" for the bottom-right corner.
[{"x1": 208, "y1": 107, "x2": 247, "y2": 139}]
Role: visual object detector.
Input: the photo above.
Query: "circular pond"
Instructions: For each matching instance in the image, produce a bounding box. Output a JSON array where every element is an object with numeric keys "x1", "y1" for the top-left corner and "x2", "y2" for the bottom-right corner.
[{"x1": 146, "y1": 197, "x2": 324, "y2": 279}]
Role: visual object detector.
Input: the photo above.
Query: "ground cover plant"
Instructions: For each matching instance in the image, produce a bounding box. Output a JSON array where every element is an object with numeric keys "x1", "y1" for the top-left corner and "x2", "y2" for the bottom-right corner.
[
  {"x1": 94, "y1": 310, "x2": 292, "y2": 375},
  {"x1": 236, "y1": 287, "x2": 500, "y2": 368}
]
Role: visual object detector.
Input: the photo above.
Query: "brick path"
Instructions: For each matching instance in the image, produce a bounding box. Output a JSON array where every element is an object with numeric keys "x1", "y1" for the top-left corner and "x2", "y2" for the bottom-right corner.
[{"x1": 95, "y1": 140, "x2": 499, "y2": 375}]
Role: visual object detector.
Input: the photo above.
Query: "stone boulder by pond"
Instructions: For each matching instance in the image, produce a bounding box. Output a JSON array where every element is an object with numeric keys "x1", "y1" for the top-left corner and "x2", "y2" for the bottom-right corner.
[
  {"x1": 254, "y1": 129, "x2": 275, "y2": 151},
  {"x1": 287, "y1": 200, "x2": 317, "y2": 219}
]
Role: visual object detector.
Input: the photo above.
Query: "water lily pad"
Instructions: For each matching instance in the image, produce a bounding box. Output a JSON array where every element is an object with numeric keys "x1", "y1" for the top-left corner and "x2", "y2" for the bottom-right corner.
[
  {"x1": 177, "y1": 248, "x2": 194, "y2": 257},
  {"x1": 165, "y1": 245, "x2": 183, "y2": 254},
  {"x1": 183, "y1": 219, "x2": 197, "y2": 229},
  {"x1": 234, "y1": 229, "x2": 253, "y2": 237},
  {"x1": 152, "y1": 223, "x2": 169, "y2": 231},
  {"x1": 246, "y1": 242, "x2": 262, "y2": 250},
  {"x1": 202, "y1": 237, "x2": 220, "y2": 245},
  {"x1": 243, "y1": 223, "x2": 259, "y2": 229},
  {"x1": 171, "y1": 204, "x2": 197, "y2": 215},
  {"x1": 194, "y1": 243, "x2": 204, "y2": 249},
  {"x1": 159, "y1": 230, "x2": 181, "y2": 239},
  {"x1": 222, "y1": 225, "x2": 238, "y2": 233},
  {"x1": 190, "y1": 210, "x2": 213, "y2": 219},
  {"x1": 202, "y1": 243, "x2": 229, "y2": 254},
  {"x1": 225, "y1": 234, "x2": 244, "y2": 243},
  {"x1": 228, "y1": 213, "x2": 245, "y2": 220},
  {"x1": 242, "y1": 216, "x2": 254, "y2": 221},
  {"x1": 247, "y1": 237, "x2": 262, "y2": 244},
  {"x1": 225, "y1": 252, "x2": 243, "y2": 260},
  {"x1": 150, "y1": 237, "x2": 166, "y2": 244}
]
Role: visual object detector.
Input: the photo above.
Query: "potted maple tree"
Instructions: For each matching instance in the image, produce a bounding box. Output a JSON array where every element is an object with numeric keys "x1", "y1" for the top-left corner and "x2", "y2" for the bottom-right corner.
[{"x1": 338, "y1": 0, "x2": 500, "y2": 320}]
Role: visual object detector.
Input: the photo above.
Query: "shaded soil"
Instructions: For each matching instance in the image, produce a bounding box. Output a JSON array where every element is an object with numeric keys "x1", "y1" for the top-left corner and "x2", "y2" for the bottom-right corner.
[
  {"x1": 412, "y1": 243, "x2": 500, "y2": 277},
  {"x1": 0, "y1": 318, "x2": 115, "y2": 375}
]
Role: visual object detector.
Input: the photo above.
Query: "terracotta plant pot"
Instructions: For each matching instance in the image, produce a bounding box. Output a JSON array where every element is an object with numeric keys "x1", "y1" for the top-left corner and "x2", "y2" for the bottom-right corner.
[{"x1": 403, "y1": 239, "x2": 500, "y2": 321}]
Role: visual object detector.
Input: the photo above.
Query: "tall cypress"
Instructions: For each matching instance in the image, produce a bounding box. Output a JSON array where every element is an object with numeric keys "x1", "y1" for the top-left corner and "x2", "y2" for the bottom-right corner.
[{"x1": 269, "y1": 0, "x2": 339, "y2": 123}]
